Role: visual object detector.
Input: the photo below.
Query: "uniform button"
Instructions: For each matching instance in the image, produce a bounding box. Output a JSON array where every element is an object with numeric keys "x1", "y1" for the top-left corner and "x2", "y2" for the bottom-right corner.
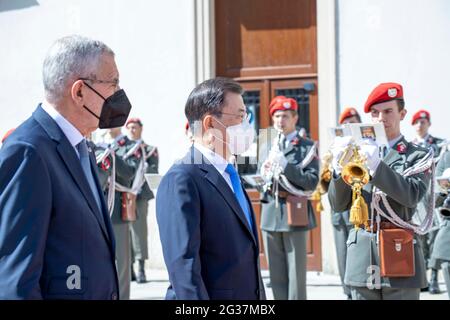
[{"x1": 111, "y1": 293, "x2": 118, "y2": 300}]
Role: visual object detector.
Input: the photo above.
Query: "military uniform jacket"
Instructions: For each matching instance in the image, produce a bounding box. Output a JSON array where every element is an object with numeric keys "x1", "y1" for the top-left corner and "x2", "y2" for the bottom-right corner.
[
  {"x1": 328, "y1": 137, "x2": 430, "y2": 288},
  {"x1": 260, "y1": 133, "x2": 319, "y2": 232},
  {"x1": 413, "y1": 134, "x2": 444, "y2": 158},
  {"x1": 412, "y1": 135, "x2": 445, "y2": 224},
  {"x1": 432, "y1": 150, "x2": 450, "y2": 263},
  {"x1": 432, "y1": 217, "x2": 450, "y2": 263},
  {"x1": 95, "y1": 136, "x2": 136, "y2": 224},
  {"x1": 126, "y1": 140, "x2": 159, "y2": 202}
]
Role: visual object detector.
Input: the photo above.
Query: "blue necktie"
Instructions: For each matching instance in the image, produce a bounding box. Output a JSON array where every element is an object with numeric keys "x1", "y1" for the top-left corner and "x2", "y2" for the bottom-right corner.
[
  {"x1": 77, "y1": 139, "x2": 102, "y2": 212},
  {"x1": 225, "y1": 164, "x2": 253, "y2": 230}
]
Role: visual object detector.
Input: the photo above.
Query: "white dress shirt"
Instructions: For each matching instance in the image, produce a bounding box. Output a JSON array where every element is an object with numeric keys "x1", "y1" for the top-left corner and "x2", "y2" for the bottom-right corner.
[
  {"x1": 193, "y1": 142, "x2": 234, "y2": 191},
  {"x1": 41, "y1": 102, "x2": 84, "y2": 158}
]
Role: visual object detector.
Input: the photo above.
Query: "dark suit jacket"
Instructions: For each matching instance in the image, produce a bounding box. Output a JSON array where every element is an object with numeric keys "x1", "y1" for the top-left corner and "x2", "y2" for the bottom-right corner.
[
  {"x1": 0, "y1": 105, "x2": 119, "y2": 299},
  {"x1": 156, "y1": 146, "x2": 266, "y2": 300}
]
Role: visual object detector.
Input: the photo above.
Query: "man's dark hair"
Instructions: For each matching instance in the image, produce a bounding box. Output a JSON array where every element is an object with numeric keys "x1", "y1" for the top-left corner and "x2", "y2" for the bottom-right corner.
[
  {"x1": 371, "y1": 99, "x2": 405, "y2": 113},
  {"x1": 288, "y1": 110, "x2": 298, "y2": 117},
  {"x1": 185, "y1": 77, "x2": 243, "y2": 124},
  {"x1": 396, "y1": 99, "x2": 405, "y2": 111}
]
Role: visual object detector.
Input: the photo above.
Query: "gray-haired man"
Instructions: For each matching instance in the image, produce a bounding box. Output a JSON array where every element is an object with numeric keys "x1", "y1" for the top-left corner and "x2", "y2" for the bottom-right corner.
[{"x1": 0, "y1": 35, "x2": 132, "y2": 299}]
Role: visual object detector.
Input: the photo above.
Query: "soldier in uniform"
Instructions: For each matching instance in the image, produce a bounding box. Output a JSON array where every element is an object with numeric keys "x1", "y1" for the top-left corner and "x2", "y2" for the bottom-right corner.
[
  {"x1": 125, "y1": 118, "x2": 159, "y2": 283},
  {"x1": 328, "y1": 83, "x2": 432, "y2": 300},
  {"x1": 96, "y1": 127, "x2": 136, "y2": 299},
  {"x1": 328, "y1": 107, "x2": 362, "y2": 299},
  {"x1": 259, "y1": 96, "x2": 319, "y2": 300},
  {"x1": 411, "y1": 109, "x2": 444, "y2": 294},
  {"x1": 411, "y1": 109, "x2": 444, "y2": 156},
  {"x1": 431, "y1": 151, "x2": 450, "y2": 299}
]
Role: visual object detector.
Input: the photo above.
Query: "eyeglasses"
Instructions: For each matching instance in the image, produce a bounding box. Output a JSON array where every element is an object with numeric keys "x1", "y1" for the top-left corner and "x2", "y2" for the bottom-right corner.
[
  {"x1": 79, "y1": 77, "x2": 120, "y2": 89},
  {"x1": 218, "y1": 111, "x2": 249, "y2": 121}
]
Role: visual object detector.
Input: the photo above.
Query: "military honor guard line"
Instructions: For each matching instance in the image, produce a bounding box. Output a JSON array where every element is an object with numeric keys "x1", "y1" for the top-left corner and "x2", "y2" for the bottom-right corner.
[{"x1": 0, "y1": 34, "x2": 449, "y2": 301}]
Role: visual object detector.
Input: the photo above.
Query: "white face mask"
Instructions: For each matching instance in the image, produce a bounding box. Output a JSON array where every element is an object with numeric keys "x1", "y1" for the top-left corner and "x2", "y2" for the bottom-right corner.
[{"x1": 214, "y1": 117, "x2": 255, "y2": 155}]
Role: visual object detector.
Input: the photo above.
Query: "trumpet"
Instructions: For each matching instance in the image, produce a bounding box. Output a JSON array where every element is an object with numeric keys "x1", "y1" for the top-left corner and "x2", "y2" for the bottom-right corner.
[
  {"x1": 439, "y1": 189, "x2": 450, "y2": 217},
  {"x1": 310, "y1": 151, "x2": 333, "y2": 213},
  {"x1": 261, "y1": 131, "x2": 284, "y2": 206},
  {"x1": 339, "y1": 142, "x2": 370, "y2": 229}
]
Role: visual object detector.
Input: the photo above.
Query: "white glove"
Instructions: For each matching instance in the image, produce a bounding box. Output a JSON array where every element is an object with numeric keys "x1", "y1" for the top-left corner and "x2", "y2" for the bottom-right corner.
[
  {"x1": 269, "y1": 150, "x2": 288, "y2": 171},
  {"x1": 359, "y1": 138, "x2": 381, "y2": 175},
  {"x1": 330, "y1": 136, "x2": 353, "y2": 175},
  {"x1": 260, "y1": 159, "x2": 273, "y2": 182}
]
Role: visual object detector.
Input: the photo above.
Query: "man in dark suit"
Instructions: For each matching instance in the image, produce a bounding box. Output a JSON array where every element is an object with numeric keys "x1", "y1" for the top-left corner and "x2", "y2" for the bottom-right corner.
[
  {"x1": 0, "y1": 35, "x2": 132, "y2": 299},
  {"x1": 156, "y1": 77, "x2": 266, "y2": 300}
]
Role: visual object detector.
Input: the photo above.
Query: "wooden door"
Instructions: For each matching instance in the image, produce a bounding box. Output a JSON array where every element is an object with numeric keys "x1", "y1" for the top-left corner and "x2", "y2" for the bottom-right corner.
[{"x1": 215, "y1": 0, "x2": 321, "y2": 271}]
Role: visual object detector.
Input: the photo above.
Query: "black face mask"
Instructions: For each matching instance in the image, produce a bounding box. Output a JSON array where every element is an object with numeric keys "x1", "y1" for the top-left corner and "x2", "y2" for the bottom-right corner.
[{"x1": 81, "y1": 81, "x2": 132, "y2": 129}]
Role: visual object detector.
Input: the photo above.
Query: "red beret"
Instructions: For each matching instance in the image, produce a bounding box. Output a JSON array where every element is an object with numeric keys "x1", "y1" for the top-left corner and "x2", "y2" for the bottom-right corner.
[
  {"x1": 269, "y1": 96, "x2": 298, "y2": 116},
  {"x1": 338, "y1": 107, "x2": 360, "y2": 124},
  {"x1": 364, "y1": 82, "x2": 404, "y2": 113},
  {"x1": 411, "y1": 109, "x2": 430, "y2": 125},
  {"x1": 126, "y1": 117, "x2": 143, "y2": 127},
  {"x1": 1, "y1": 128, "x2": 15, "y2": 143}
]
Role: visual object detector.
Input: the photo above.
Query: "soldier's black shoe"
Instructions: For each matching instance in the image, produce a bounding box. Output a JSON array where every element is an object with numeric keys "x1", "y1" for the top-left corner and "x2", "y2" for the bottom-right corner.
[
  {"x1": 136, "y1": 259, "x2": 147, "y2": 283},
  {"x1": 137, "y1": 270, "x2": 147, "y2": 284},
  {"x1": 420, "y1": 286, "x2": 429, "y2": 292},
  {"x1": 131, "y1": 268, "x2": 137, "y2": 282},
  {"x1": 429, "y1": 269, "x2": 441, "y2": 294}
]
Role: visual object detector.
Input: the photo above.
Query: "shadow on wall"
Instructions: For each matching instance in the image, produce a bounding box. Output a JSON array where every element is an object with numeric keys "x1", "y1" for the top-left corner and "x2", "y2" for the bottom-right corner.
[{"x1": 0, "y1": 0, "x2": 39, "y2": 12}]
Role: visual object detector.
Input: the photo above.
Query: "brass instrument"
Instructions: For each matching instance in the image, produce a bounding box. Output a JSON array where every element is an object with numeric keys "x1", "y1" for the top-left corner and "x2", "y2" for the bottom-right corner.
[
  {"x1": 261, "y1": 131, "x2": 284, "y2": 205},
  {"x1": 339, "y1": 143, "x2": 370, "y2": 229},
  {"x1": 439, "y1": 188, "x2": 450, "y2": 217},
  {"x1": 310, "y1": 151, "x2": 333, "y2": 213}
]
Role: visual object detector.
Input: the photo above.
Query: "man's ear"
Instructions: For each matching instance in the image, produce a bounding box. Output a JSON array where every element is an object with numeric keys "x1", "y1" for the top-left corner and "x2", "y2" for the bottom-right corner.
[
  {"x1": 400, "y1": 108, "x2": 407, "y2": 121},
  {"x1": 202, "y1": 115, "x2": 214, "y2": 131},
  {"x1": 71, "y1": 80, "x2": 84, "y2": 103}
]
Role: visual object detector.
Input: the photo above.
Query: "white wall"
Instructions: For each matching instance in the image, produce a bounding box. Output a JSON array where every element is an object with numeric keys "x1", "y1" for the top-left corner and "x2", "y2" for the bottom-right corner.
[
  {"x1": 317, "y1": 0, "x2": 339, "y2": 275},
  {"x1": 0, "y1": 0, "x2": 198, "y2": 269},
  {"x1": 338, "y1": 0, "x2": 450, "y2": 141},
  {"x1": 0, "y1": 0, "x2": 196, "y2": 171}
]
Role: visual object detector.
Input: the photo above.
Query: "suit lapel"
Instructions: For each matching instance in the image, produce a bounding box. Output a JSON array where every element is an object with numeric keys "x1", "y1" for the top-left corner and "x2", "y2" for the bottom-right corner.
[
  {"x1": 192, "y1": 148, "x2": 257, "y2": 244},
  {"x1": 88, "y1": 149, "x2": 114, "y2": 244},
  {"x1": 33, "y1": 105, "x2": 111, "y2": 244},
  {"x1": 242, "y1": 186, "x2": 259, "y2": 249},
  {"x1": 202, "y1": 166, "x2": 257, "y2": 245}
]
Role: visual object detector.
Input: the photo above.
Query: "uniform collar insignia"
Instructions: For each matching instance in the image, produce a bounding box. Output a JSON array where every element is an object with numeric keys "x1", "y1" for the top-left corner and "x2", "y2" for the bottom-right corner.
[
  {"x1": 396, "y1": 141, "x2": 407, "y2": 154},
  {"x1": 291, "y1": 137, "x2": 300, "y2": 146},
  {"x1": 101, "y1": 157, "x2": 111, "y2": 171}
]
